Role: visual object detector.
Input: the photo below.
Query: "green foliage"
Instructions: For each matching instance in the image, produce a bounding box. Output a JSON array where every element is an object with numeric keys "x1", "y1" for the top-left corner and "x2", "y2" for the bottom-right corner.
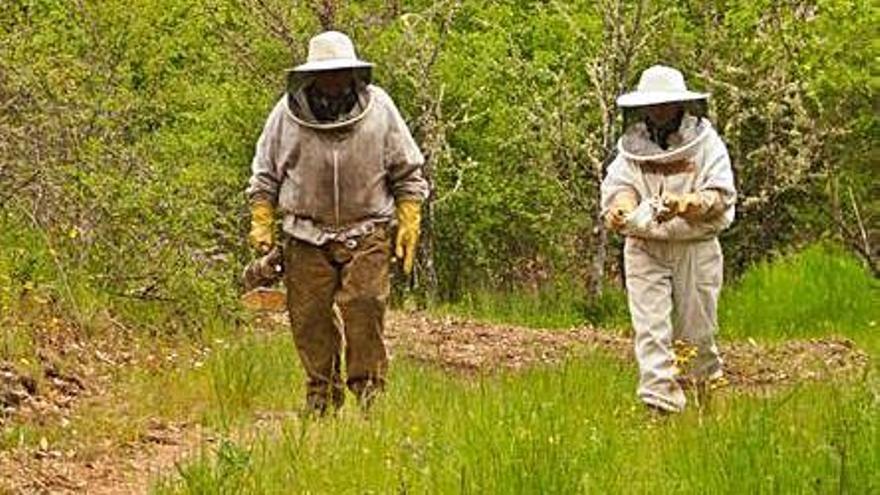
[
  {"x1": 1, "y1": 0, "x2": 876, "y2": 329},
  {"x1": 1, "y1": 0, "x2": 269, "y2": 331}
]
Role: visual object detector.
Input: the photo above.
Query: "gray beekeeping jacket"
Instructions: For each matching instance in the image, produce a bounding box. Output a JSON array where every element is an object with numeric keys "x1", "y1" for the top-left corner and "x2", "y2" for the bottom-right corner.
[{"x1": 247, "y1": 82, "x2": 428, "y2": 245}]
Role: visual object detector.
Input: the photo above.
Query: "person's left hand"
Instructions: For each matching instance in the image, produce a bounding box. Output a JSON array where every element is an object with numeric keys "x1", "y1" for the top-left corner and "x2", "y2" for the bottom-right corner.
[
  {"x1": 661, "y1": 193, "x2": 706, "y2": 221},
  {"x1": 395, "y1": 200, "x2": 422, "y2": 275}
]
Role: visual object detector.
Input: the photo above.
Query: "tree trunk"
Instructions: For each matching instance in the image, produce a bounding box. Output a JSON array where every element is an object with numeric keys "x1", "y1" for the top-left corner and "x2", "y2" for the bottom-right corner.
[
  {"x1": 311, "y1": 0, "x2": 337, "y2": 30},
  {"x1": 418, "y1": 193, "x2": 439, "y2": 306},
  {"x1": 588, "y1": 109, "x2": 617, "y2": 298},
  {"x1": 590, "y1": 205, "x2": 608, "y2": 298},
  {"x1": 416, "y1": 138, "x2": 440, "y2": 304}
]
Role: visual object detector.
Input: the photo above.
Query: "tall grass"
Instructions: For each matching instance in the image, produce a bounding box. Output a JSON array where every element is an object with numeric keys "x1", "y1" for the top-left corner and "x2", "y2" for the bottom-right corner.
[
  {"x1": 438, "y1": 243, "x2": 878, "y2": 347},
  {"x1": 152, "y1": 335, "x2": 879, "y2": 494},
  {"x1": 719, "y1": 243, "x2": 878, "y2": 342},
  {"x1": 0, "y1": 216, "x2": 242, "y2": 343},
  {"x1": 438, "y1": 280, "x2": 630, "y2": 330}
]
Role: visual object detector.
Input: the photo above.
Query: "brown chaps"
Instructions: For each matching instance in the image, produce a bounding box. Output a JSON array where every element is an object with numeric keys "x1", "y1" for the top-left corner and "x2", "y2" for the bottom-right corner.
[{"x1": 283, "y1": 228, "x2": 391, "y2": 412}]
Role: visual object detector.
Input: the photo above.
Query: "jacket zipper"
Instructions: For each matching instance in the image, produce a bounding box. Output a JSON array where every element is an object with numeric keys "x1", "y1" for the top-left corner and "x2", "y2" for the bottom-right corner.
[{"x1": 332, "y1": 148, "x2": 340, "y2": 226}]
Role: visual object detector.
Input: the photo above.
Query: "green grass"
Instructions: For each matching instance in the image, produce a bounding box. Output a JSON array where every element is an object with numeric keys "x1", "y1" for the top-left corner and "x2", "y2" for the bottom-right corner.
[
  {"x1": 437, "y1": 281, "x2": 630, "y2": 330},
  {"x1": 151, "y1": 333, "x2": 879, "y2": 494},
  {"x1": 147, "y1": 242, "x2": 879, "y2": 493},
  {"x1": 438, "y1": 243, "x2": 879, "y2": 350},
  {"x1": 5, "y1": 238, "x2": 877, "y2": 492},
  {"x1": 719, "y1": 243, "x2": 879, "y2": 343}
]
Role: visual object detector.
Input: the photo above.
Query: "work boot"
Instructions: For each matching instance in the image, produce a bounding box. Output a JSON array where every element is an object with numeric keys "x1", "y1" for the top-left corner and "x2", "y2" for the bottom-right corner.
[
  {"x1": 645, "y1": 403, "x2": 675, "y2": 422},
  {"x1": 302, "y1": 385, "x2": 345, "y2": 418},
  {"x1": 349, "y1": 377, "x2": 384, "y2": 413}
]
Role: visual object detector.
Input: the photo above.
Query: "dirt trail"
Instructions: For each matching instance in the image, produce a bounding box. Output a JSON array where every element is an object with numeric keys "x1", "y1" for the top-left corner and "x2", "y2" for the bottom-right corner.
[
  {"x1": 0, "y1": 420, "x2": 207, "y2": 494},
  {"x1": 0, "y1": 311, "x2": 872, "y2": 494},
  {"x1": 386, "y1": 313, "x2": 871, "y2": 388}
]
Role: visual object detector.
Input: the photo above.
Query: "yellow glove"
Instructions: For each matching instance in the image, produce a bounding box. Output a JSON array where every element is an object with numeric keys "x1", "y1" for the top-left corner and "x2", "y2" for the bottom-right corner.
[
  {"x1": 605, "y1": 190, "x2": 638, "y2": 232},
  {"x1": 662, "y1": 192, "x2": 716, "y2": 221},
  {"x1": 394, "y1": 200, "x2": 421, "y2": 275},
  {"x1": 248, "y1": 199, "x2": 275, "y2": 253}
]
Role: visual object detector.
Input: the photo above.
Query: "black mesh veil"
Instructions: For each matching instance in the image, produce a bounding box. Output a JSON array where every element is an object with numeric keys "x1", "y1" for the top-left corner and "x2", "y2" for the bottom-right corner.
[
  {"x1": 285, "y1": 67, "x2": 373, "y2": 98},
  {"x1": 621, "y1": 99, "x2": 709, "y2": 133}
]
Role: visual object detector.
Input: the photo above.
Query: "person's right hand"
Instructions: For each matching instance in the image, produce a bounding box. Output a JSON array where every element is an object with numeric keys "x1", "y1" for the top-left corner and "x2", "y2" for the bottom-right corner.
[
  {"x1": 605, "y1": 193, "x2": 637, "y2": 232},
  {"x1": 661, "y1": 192, "x2": 709, "y2": 222},
  {"x1": 606, "y1": 206, "x2": 632, "y2": 231}
]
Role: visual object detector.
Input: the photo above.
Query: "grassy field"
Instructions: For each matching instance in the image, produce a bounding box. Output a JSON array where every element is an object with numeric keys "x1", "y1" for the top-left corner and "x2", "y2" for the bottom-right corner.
[
  {"x1": 720, "y1": 244, "x2": 878, "y2": 343},
  {"x1": 148, "y1": 244, "x2": 878, "y2": 494},
  {"x1": 1, "y1": 241, "x2": 876, "y2": 493},
  {"x1": 149, "y1": 336, "x2": 877, "y2": 494},
  {"x1": 442, "y1": 243, "x2": 879, "y2": 346}
]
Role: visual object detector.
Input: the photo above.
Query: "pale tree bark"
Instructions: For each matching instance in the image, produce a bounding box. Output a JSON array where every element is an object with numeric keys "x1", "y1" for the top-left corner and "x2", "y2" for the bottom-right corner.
[
  {"x1": 388, "y1": 1, "x2": 463, "y2": 304},
  {"x1": 309, "y1": 0, "x2": 338, "y2": 30},
  {"x1": 558, "y1": 0, "x2": 656, "y2": 297}
]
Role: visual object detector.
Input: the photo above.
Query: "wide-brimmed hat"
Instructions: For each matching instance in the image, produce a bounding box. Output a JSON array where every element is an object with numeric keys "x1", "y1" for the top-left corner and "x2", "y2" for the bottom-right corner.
[
  {"x1": 616, "y1": 65, "x2": 708, "y2": 108},
  {"x1": 291, "y1": 31, "x2": 373, "y2": 73}
]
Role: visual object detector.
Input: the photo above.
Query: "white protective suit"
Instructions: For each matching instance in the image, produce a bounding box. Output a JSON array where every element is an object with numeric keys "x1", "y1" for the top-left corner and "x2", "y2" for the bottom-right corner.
[{"x1": 601, "y1": 114, "x2": 736, "y2": 412}]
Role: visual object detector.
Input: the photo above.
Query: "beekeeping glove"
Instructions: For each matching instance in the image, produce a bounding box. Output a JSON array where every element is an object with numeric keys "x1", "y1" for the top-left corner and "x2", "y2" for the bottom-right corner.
[
  {"x1": 605, "y1": 190, "x2": 638, "y2": 232},
  {"x1": 662, "y1": 191, "x2": 721, "y2": 222},
  {"x1": 248, "y1": 199, "x2": 275, "y2": 254},
  {"x1": 394, "y1": 200, "x2": 422, "y2": 275}
]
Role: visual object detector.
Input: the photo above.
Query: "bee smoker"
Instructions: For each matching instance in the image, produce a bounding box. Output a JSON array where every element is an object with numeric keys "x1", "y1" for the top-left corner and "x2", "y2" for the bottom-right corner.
[{"x1": 242, "y1": 245, "x2": 284, "y2": 292}]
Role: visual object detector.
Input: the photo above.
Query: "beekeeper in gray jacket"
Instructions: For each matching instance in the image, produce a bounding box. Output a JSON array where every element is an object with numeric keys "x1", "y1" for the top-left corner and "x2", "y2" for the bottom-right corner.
[{"x1": 246, "y1": 31, "x2": 428, "y2": 414}]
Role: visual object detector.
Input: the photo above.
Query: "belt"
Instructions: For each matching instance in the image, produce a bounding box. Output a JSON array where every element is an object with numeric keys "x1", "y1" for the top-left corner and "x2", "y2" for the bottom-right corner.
[{"x1": 325, "y1": 223, "x2": 387, "y2": 251}]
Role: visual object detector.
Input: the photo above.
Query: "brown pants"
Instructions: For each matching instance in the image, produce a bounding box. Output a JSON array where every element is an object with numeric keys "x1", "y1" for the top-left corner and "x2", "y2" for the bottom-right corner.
[{"x1": 283, "y1": 228, "x2": 391, "y2": 411}]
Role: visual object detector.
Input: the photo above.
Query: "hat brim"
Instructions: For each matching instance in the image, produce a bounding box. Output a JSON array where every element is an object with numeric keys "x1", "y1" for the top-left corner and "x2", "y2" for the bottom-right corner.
[
  {"x1": 616, "y1": 90, "x2": 709, "y2": 108},
  {"x1": 290, "y1": 59, "x2": 373, "y2": 73}
]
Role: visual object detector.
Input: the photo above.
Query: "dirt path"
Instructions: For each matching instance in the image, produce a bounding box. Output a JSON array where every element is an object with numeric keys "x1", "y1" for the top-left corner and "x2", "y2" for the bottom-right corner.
[
  {"x1": 386, "y1": 313, "x2": 871, "y2": 388},
  {"x1": 0, "y1": 420, "x2": 207, "y2": 494},
  {"x1": 1, "y1": 311, "x2": 872, "y2": 494}
]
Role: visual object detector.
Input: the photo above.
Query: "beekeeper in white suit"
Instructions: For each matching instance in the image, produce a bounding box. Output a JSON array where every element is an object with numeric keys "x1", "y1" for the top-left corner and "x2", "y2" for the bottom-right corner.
[{"x1": 601, "y1": 65, "x2": 736, "y2": 413}]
